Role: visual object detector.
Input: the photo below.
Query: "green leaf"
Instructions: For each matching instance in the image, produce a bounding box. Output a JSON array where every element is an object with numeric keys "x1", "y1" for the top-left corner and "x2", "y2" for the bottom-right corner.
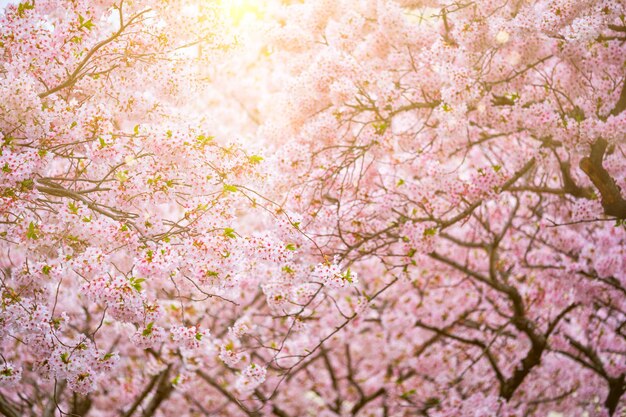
[
  {"x1": 129, "y1": 277, "x2": 145, "y2": 292},
  {"x1": 248, "y1": 155, "x2": 264, "y2": 164},
  {"x1": 17, "y1": 1, "x2": 34, "y2": 18},
  {"x1": 570, "y1": 106, "x2": 586, "y2": 123},
  {"x1": 115, "y1": 170, "x2": 128, "y2": 183},
  {"x1": 285, "y1": 243, "x2": 297, "y2": 251},
  {"x1": 373, "y1": 120, "x2": 389, "y2": 135},
  {"x1": 196, "y1": 134, "x2": 214, "y2": 147},
  {"x1": 505, "y1": 92, "x2": 520, "y2": 101},
  {"x1": 51, "y1": 317, "x2": 62, "y2": 329},
  {"x1": 82, "y1": 19, "x2": 94, "y2": 31},
  {"x1": 343, "y1": 268, "x2": 354, "y2": 283},
  {"x1": 142, "y1": 322, "x2": 154, "y2": 336},
  {"x1": 19, "y1": 179, "x2": 34, "y2": 191},
  {"x1": 223, "y1": 184, "x2": 238, "y2": 193},
  {"x1": 223, "y1": 227, "x2": 236, "y2": 239},
  {"x1": 423, "y1": 227, "x2": 437, "y2": 236},
  {"x1": 67, "y1": 201, "x2": 79, "y2": 214},
  {"x1": 26, "y1": 221, "x2": 39, "y2": 240},
  {"x1": 42, "y1": 265, "x2": 52, "y2": 275},
  {"x1": 400, "y1": 389, "x2": 417, "y2": 399}
]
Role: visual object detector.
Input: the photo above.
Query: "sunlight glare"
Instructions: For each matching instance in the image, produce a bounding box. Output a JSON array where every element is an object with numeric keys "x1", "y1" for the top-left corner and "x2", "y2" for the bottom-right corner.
[{"x1": 220, "y1": 0, "x2": 267, "y2": 26}]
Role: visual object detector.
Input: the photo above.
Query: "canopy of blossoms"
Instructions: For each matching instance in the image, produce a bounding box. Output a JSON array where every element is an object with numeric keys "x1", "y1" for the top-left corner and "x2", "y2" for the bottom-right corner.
[{"x1": 0, "y1": 0, "x2": 625, "y2": 416}]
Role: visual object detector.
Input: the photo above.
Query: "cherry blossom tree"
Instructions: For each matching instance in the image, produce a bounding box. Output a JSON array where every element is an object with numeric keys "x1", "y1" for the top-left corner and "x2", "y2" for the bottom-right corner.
[
  {"x1": 1, "y1": 0, "x2": 625, "y2": 416},
  {"x1": 257, "y1": 0, "x2": 626, "y2": 415},
  {"x1": 0, "y1": 1, "x2": 329, "y2": 415}
]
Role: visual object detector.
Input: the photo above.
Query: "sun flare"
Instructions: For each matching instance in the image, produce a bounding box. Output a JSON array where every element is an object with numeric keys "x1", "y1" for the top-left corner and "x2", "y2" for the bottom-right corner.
[{"x1": 220, "y1": 0, "x2": 267, "y2": 26}]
